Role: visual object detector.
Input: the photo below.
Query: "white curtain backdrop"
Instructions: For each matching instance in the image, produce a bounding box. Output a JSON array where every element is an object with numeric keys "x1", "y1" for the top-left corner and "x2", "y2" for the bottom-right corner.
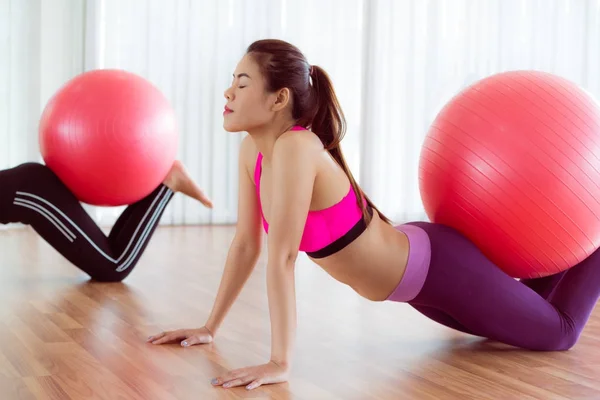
[
  {"x1": 0, "y1": 0, "x2": 85, "y2": 168},
  {"x1": 2, "y1": 0, "x2": 600, "y2": 227}
]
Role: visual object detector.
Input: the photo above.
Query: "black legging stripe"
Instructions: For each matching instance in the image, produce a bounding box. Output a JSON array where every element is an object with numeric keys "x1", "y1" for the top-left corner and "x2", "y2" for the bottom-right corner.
[
  {"x1": 1, "y1": 162, "x2": 174, "y2": 281},
  {"x1": 12, "y1": 187, "x2": 173, "y2": 271}
]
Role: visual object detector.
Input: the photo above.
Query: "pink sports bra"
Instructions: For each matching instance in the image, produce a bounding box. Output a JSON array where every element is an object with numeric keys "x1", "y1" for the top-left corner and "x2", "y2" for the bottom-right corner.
[{"x1": 253, "y1": 126, "x2": 373, "y2": 258}]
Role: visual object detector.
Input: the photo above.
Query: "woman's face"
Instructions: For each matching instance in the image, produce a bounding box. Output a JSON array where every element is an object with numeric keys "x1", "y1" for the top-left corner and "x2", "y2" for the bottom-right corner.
[{"x1": 223, "y1": 54, "x2": 279, "y2": 132}]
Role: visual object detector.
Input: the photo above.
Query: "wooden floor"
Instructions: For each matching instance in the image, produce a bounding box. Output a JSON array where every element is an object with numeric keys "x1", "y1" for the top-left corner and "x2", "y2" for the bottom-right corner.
[{"x1": 1, "y1": 226, "x2": 600, "y2": 399}]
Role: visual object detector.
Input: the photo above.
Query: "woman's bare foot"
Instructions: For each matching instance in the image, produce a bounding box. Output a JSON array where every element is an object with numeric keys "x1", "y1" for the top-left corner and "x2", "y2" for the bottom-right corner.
[{"x1": 163, "y1": 160, "x2": 213, "y2": 208}]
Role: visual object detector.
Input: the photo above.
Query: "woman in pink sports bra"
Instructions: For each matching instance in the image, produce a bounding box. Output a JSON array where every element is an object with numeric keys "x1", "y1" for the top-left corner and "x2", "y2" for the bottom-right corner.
[{"x1": 148, "y1": 39, "x2": 600, "y2": 390}]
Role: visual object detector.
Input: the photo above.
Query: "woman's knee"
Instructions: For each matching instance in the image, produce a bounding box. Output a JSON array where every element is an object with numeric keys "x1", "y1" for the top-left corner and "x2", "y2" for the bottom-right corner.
[
  {"x1": 535, "y1": 325, "x2": 580, "y2": 351},
  {"x1": 88, "y1": 264, "x2": 135, "y2": 283},
  {"x1": 89, "y1": 269, "x2": 128, "y2": 283},
  {"x1": 555, "y1": 329, "x2": 580, "y2": 351}
]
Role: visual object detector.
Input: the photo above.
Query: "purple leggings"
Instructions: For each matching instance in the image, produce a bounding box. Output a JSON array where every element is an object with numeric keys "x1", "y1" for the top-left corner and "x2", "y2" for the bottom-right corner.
[{"x1": 396, "y1": 221, "x2": 600, "y2": 351}]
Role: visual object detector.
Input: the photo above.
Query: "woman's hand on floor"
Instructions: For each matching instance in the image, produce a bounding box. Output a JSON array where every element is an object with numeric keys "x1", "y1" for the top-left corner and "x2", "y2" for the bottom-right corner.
[
  {"x1": 146, "y1": 326, "x2": 214, "y2": 346},
  {"x1": 211, "y1": 361, "x2": 290, "y2": 390}
]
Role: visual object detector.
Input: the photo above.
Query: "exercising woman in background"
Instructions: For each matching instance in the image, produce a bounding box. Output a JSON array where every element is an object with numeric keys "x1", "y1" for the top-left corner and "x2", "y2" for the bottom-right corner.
[{"x1": 0, "y1": 160, "x2": 212, "y2": 281}]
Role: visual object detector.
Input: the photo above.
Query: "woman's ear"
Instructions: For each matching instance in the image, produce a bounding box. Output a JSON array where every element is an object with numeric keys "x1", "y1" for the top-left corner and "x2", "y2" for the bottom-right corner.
[{"x1": 271, "y1": 88, "x2": 291, "y2": 111}]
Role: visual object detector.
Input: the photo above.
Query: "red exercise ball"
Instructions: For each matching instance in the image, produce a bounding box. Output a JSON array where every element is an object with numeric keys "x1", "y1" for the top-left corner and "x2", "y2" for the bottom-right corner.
[
  {"x1": 419, "y1": 70, "x2": 600, "y2": 278},
  {"x1": 39, "y1": 69, "x2": 178, "y2": 206}
]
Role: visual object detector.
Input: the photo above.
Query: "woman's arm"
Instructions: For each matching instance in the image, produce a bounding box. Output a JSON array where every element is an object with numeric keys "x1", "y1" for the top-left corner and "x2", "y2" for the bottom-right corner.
[
  {"x1": 205, "y1": 135, "x2": 265, "y2": 334},
  {"x1": 264, "y1": 132, "x2": 317, "y2": 367},
  {"x1": 148, "y1": 136, "x2": 264, "y2": 345},
  {"x1": 211, "y1": 132, "x2": 318, "y2": 390},
  {"x1": 204, "y1": 240, "x2": 261, "y2": 334}
]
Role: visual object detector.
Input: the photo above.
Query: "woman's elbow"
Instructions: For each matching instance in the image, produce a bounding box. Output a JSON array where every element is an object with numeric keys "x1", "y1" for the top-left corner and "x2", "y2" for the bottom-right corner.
[
  {"x1": 231, "y1": 233, "x2": 263, "y2": 258},
  {"x1": 268, "y1": 250, "x2": 299, "y2": 270}
]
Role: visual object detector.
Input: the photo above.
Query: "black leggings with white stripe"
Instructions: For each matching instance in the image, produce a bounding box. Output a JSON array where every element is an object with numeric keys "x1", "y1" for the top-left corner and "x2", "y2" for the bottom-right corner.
[{"x1": 0, "y1": 162, "x2": 174, "y2": 282}]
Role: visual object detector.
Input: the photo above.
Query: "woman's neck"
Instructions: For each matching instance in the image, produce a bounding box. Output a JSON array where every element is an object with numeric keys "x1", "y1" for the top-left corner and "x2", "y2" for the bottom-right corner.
[{"x1": 248, "y1": 119, "x2": 297, "y2": 162}]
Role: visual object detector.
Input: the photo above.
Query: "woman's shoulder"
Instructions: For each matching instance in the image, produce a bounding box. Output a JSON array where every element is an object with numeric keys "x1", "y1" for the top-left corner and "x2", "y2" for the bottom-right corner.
[{"x1": 275, "y1": 127, "x2": 323, "y2": 156}]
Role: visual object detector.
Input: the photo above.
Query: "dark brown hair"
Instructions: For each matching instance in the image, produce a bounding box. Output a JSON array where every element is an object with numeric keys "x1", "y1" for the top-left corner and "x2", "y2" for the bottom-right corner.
[{"x1": 246, "y1": 39, "x2": 391, "y2": 224}]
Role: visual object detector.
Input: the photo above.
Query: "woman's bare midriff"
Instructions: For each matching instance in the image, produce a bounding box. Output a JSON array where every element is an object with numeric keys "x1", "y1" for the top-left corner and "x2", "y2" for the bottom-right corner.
[{"x1": 310, "y1": 211, "x2": 411, "y2": 301}]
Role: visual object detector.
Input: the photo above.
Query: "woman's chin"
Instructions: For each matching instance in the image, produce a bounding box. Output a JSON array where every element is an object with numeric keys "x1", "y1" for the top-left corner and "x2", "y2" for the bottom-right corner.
[{"x1": 222, "y1": 121, "x2": 243, "y2": 133}]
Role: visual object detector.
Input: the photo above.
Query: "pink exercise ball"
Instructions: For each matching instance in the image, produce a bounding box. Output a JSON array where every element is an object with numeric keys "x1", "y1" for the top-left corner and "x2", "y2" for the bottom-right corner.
[
  {"x1": 39, "y1": 69, "x2": 178, "y2": 206},
  {"x1": 419, "y1": 70, "x2": 600, "y2": 279}
]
